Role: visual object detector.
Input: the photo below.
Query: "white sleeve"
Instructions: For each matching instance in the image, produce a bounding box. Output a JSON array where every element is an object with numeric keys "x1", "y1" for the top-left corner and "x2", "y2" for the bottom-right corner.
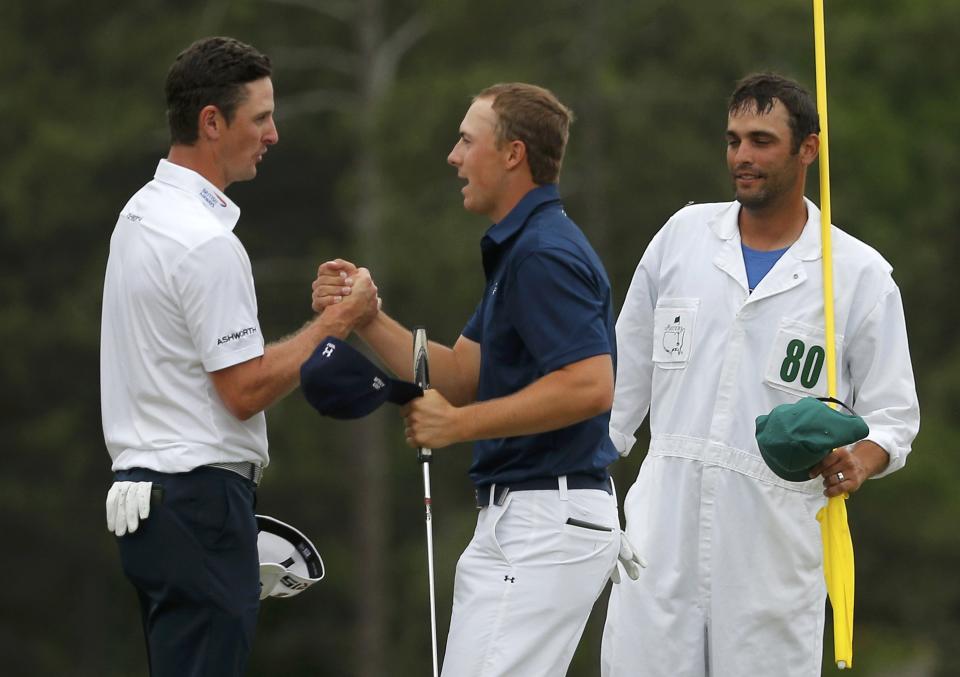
[
  {"x1": 171, "y1": 234, "x2": 265, "y2": 372},
  {"x1": 610, "y1": 229, "x2": 663, "y2": 456},
  {"x1": 846, "y1": 283, "x2": 920, "y2": 477}
]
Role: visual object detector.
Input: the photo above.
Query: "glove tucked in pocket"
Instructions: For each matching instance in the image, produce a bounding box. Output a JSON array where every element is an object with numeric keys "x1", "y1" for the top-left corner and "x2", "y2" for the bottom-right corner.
[
  {"x1": 610, "y1": 531, "x2": 647, "y2": 584},
  {"x1": 105, "y1": 481, "x2": 153, "y2": 536}
]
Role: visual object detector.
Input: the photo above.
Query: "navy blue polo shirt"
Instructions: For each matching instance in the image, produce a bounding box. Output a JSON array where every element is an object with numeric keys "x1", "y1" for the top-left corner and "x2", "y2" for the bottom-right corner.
[{"x1": 461, "y1": 184, "x2": 618, "y2": 486}]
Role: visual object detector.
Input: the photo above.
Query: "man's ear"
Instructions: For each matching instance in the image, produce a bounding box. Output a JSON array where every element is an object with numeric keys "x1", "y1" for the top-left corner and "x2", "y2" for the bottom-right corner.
[
  {"x1": 198, "y1": 105, "x2": 224, "y2": 141},
  {"x1": 504, "y1": 139, "x2": 527, "y2": 171},
  {"x1": 799, "y1": 133, "x2": 820, "y2": 167}
]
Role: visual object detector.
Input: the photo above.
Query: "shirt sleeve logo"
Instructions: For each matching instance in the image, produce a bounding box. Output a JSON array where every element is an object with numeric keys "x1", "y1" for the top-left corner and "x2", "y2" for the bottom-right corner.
[{"x1": 217, "y1": 326, "x2": 258, "y2": 345}]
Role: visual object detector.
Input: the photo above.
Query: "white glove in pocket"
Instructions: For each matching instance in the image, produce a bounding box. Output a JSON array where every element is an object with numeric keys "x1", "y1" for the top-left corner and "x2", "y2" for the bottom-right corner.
[
  {"x1": 105, "y1": 481, "x2": 153, "y2": 536},
  {"x1": 610, "y1": 531, "x2": 647, "y2": 584}
]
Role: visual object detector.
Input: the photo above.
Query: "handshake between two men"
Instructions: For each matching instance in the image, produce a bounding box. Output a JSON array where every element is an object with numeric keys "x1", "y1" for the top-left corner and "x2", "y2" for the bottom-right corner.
[{"x1": 308, "y1": 258, "x2": 646, "y2": 584}]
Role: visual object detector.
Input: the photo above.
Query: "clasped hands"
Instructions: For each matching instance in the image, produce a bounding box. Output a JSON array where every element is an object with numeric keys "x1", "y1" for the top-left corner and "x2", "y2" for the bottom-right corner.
[
  {"x1": 312, "y1": 259, "x2": 460, "y2": 450},
  {"x1": 312, "y1": 259, "x2": 379, "y2": 329}
]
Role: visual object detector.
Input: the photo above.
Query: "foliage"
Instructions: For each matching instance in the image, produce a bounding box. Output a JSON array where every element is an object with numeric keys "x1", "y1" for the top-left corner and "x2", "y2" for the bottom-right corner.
[{"x1": 1, "y1": 0, "x2": 956, "y2": 674}]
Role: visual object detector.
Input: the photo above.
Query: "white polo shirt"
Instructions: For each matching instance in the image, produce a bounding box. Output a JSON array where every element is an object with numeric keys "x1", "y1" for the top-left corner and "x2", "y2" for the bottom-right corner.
[{"x1": 100, "y1": 159, "x2": 268, "y2": 473}]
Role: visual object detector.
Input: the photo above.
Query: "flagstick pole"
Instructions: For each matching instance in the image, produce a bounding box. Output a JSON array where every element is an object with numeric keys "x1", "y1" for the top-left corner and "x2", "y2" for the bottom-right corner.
[
  {"x1": 813, "y1": 0, "x2": 837, "y2": 400},
  {"x1": 813, "y1": 0, "x2": 853, "y2": 669}
]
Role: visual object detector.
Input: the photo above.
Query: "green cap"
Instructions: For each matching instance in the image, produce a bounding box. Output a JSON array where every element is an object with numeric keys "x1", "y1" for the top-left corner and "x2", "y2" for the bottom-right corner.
[{"x1": 755, "y1": 397, "x2": 869, "y2": 482}]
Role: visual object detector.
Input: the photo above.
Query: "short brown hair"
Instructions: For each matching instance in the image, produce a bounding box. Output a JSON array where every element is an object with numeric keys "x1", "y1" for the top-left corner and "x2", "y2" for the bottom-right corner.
[
  {"x1": 474, "y1": 83, "x2": 573, "y2": 185},
  {"x1": 728, "y1": 72, "x2": 820, "y2": 153},
  {"x1": 165, "y1": 36, "x2": 272, "y2": 145}
]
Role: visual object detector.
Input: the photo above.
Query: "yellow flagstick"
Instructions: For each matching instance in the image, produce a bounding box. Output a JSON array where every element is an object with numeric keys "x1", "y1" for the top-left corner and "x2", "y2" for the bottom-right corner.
[{"x1": 812, "y1": 0, "x2": 855, "y2": 669}]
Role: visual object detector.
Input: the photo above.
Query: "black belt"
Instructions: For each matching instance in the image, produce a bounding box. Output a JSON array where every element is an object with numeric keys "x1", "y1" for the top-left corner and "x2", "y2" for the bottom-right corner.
[{"x1": 474, "y1": 473, "x2": 611, "y2": 508}]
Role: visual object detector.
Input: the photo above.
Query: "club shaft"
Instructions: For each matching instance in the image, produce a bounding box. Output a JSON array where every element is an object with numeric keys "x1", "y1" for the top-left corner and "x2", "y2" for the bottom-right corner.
[
  {"x1": 413, "y1": 327, "x2": 438, "y2": 676},
  {"x1": 422, "y1": 462, "x2": 439, "y2": 677}
]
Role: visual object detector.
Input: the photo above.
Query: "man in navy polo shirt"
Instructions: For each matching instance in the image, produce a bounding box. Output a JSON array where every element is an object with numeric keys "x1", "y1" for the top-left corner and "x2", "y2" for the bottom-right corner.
[{"x1": 313, "y1": 83, "x2": 639, "y2": 676}]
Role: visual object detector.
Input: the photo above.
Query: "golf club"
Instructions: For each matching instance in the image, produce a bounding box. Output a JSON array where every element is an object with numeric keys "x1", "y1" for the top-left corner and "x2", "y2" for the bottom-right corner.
[{"x1": 413, "y1": 326, "x2": 439, "y2": 677}]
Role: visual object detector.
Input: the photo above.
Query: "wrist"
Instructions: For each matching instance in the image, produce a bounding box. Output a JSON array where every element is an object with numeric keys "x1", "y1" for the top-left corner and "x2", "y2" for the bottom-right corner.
[
  {"x1": 355, "y1": 296, "x2": 382, "y2": 330},
  {"x1": 312, "y1": 306, "x2": 352, "y2": 340},
  {"x1": 452, "y1": 402, "x2": 476, "y2": 444},
  {"x1": 355, "y1": 302, "x2": 384, "y2": 341},
  {"x1": 853, "y1": 439, "x2": 890, "y2": 478}
]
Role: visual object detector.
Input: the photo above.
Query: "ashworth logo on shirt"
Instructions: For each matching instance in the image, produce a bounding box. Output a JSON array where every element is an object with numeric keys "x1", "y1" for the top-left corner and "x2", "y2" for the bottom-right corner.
[
  {"x1": 372, "y1": 376, "x2": 386, "y2": 391},
  {"x1": 200, "y1": 187, "x2": 228, "y2": 209},
  {"x1": 217, "y1": 327, "x2": 258, "y2": 345},
  {"x1": 662, "y1": 315, "x2": 686, "y2": 356}
]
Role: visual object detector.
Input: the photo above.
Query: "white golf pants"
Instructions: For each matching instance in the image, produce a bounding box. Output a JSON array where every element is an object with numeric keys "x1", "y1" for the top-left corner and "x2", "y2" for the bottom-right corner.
[{"x1": 440, "y1": 481, "x2": 619, "y2": 677}]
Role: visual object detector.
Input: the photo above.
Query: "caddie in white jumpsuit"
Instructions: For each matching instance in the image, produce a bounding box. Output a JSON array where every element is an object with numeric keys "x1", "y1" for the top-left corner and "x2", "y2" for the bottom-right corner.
[{"x1": 601, "y1": 73, "x2": 920, "y2": 677}]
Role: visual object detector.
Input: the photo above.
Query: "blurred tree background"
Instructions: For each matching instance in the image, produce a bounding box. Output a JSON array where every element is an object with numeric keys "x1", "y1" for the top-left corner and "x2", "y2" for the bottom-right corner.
[{"x1": 1, "y1": 0, "x2": 957, "y2": 674}]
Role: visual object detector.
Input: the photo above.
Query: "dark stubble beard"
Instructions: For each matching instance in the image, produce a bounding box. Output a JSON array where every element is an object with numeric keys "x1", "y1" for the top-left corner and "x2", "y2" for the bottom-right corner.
[{"x1": 733, "y1": 160, "x2": 799, "y2": 211}]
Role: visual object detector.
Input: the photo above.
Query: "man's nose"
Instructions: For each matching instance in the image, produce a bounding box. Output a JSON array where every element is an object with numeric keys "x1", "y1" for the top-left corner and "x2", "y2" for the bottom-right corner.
[{"x1": 265, "y1": 120, "x2": 279, "y2": 145}]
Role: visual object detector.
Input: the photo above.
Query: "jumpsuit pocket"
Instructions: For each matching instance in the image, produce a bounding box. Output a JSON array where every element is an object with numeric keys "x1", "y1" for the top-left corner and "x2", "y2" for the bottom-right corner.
[
  {"x1": 764, "y1": 318, "x2": 843, "y2": 398},
  {"x1": 652, "y1": 298, "x2": 699, "y2": 369}
]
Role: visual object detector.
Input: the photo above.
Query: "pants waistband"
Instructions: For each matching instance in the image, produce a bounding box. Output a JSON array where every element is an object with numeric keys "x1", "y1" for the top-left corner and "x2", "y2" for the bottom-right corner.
[
  {"x1": 208, "y1": 461, "x2": 263, "y2": 486},
  {"x1": 474, "y1": 473, "x2": 611, "y2": 509}
]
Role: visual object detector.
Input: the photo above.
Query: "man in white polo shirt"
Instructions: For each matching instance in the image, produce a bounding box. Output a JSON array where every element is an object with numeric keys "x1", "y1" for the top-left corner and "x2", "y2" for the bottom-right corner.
[{"x1": 99, "y1": 37, "x2": 377, "y2": 677}]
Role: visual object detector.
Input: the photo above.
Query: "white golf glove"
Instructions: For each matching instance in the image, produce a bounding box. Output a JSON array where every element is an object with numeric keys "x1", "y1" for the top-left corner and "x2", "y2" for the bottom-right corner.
[
  {"x1": 610, "y1": 531, "x2": 647, "y2": 584},
  {"x1": 105, "y1": 481, "x2": 153, "y2": 536}
]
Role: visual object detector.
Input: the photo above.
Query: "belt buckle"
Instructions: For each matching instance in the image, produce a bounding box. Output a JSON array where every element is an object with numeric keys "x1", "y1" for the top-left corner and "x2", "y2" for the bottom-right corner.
[{"x1": 474, "y1": 484, "x2": 509, "y2": 509}]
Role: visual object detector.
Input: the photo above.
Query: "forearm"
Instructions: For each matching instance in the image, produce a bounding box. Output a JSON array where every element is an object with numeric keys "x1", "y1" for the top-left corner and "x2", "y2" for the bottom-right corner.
[
  {"x1": 239, "y1": 320, "x2": 330, "y2": 415},
  {"x1": 446, "y1": 355, "x2": 613, "y2": 443},
  {"x1": 214, "y1": 305, "x2": 358, "y2": 420},
  {"x1": 357, "y1": 311, "x2": 476, "y2": 405}
]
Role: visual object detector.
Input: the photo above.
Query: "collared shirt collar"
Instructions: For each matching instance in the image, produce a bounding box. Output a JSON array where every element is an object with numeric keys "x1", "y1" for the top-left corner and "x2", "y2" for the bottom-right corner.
[
  {"x1": 708, "y1": 196, "x2": 823, "y2": 262},
  {"x1": 154, "y1": 159, "x2": 242, "y2": 231},
  {"x1": 483, "y1": 184, "x2": 561, "y2": 247}
]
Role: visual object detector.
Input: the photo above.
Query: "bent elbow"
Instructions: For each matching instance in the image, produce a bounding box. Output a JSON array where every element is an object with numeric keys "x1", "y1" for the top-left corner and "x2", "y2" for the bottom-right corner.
[
  {"x1": 598, "y1": 387, "x2": 614, "y2": 414},
  {"x1": 573, "y1": 354, "x2": 614, "y2": 417},
  {"x1": 234, "y1": 407, "x2": 259, "y2": 422},
  {"x1": 590, "y1": 365, "x2": 615, "y2": 415},
  {"x1": 590, "y1": 386, "x2": 614, "y2": 417},
  {"x1": 574, "y1": 382, "x2": 613, "y2": 420},
  {"x1": 221, "y1": 395, "x2": 260, "y2": 422}
]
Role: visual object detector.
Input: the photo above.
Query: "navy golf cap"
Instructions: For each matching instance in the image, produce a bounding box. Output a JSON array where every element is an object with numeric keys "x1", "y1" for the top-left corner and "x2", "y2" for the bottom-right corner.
[{"x1": 301, "y1": 337, "x2": 423, "y2": 419}]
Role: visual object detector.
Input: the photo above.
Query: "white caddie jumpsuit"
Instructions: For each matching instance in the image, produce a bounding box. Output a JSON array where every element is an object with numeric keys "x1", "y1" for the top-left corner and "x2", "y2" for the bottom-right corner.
[{"x1": 601, "y1": 199, "x2": 919, "y2": 677}]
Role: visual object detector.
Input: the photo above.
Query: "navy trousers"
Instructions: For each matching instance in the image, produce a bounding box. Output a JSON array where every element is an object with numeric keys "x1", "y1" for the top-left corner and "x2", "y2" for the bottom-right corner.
[{"x1": 115, "y1": 466, "x2": 260, "y2": 677}]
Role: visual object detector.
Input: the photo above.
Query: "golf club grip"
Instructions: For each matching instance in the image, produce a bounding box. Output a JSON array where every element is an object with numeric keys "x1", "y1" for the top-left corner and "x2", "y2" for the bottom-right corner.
[{"x1": 413, "y1": 327, "x2": 432, "y2": 462}]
